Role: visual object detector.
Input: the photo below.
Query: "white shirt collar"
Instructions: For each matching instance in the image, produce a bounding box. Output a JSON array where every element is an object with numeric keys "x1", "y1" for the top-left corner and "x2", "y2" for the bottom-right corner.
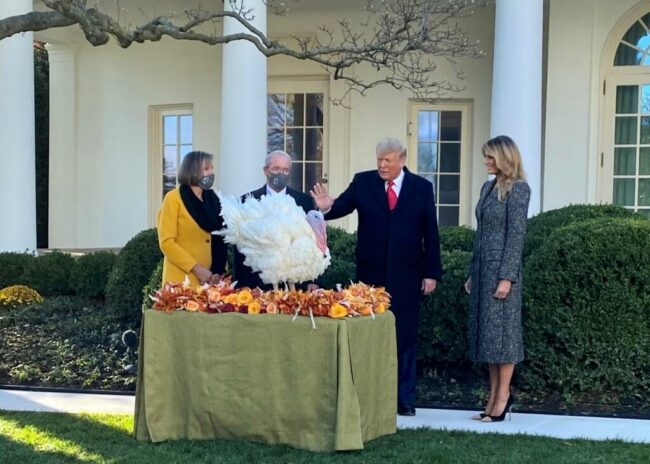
[
  {"x1": 266, "y1": 184, "x2": 287, "y2": 196},
  {"x1": 385, "y1": 168, "x2": 405, "y2": 196}
]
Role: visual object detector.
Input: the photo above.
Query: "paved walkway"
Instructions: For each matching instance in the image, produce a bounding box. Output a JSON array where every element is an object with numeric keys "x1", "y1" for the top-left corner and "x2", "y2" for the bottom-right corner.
[{"x1": 1, "y1": 389, "x2": 649, "y2": 444}]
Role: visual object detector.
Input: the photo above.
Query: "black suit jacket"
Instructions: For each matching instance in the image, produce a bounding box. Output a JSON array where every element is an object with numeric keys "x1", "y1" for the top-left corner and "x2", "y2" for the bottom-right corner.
[
  {"x1": 325, "y1": 168, "x2": 443, "y2": 345},
  {"x1": 232, "y1": 185, "x2": 317, "y2": 290}
]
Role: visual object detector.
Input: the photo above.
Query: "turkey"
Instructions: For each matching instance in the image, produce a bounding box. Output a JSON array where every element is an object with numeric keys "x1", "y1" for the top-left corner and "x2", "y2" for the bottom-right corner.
[{"x1": 217, "y1": 192, "x2": 330, "y2": 291}]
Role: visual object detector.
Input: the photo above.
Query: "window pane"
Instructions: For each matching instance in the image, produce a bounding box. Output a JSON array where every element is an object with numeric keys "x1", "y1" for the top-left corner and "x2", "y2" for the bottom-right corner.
[
  {"x1": 616, "y1": 86, "x2": 639, "y2": 114},
  {"x1": 614, "y1": 147, "x2": 636, "y2": 175},
  {"x1": 286, "y1": 128, "x2": 304, "y2": 160},
  {"x1": 286, "y1": 94, "x2": 304, "y2": 126},
  {"x1": 290, "y1": 162, "x2": 304, "y2": 190},
  {"x1": 180, "y1": 144, "x2": 192, "y2": 157},
  {"x1": 267, "y1": 128, "x2": 284, "y2": 153},
  {"x1": 613, "y1": 178, "x2": 635, "y2": 206},
  {"x1": 163, "y1": 116, "x2": 177, "y2": 145},
  {"x1": 641, "y1": 117, "x2": 650, "y2": 144},
  {"x1": 163, "y1": 145, "x2": 177, "y2": 195},
  {"x1": 637, "y1": 208, "x2": 650, "y2": 218},
  {"x1": 417, "y1": 142, "x2": 438, "y2": 173},
  {"x1": 438, "y1": 206, "x2": 459, "y2": 226},
  {"x1": 439, "y1": 174, "x2": 460, "y2": 204},
  {"x1": 641, "y1": 85, "x2": 650, "y2": 114},
  {"x1": 305, "y1": 163, "x2": 323, "y2": 192},
  {"x1": 615, "y1": 116, "x2": 637, "y2": 144},
  {"x1": 440, "y1": 111, "x2": 461, "y2": 141},
  {"x1": 615, "y1": 42, "x2": 639, "y2": 66},
  {"x1": 639, "y1": 179, "x2": 650, "y2": 206},
  {"x1": 268, "y1": 94, "x2": 286, "y2": 127},
  {"x1": 180, "y1": 115, "x2": 192, "y2": 144},
  {"x1": 640, "y1": 147, "x2": 650, "y2": 175},
  {"x1": 440, "y1": 143, "x2": 461, "y2": 173},
  {"x1": 305, "y1": 128, "x2": 323, "y2": 161},
  {"x1": 306, "y1": 93, "x2": 323, "y2": 126},
  {"x1": 418, "y1": 111, "x2": 439, "y2": 142}
]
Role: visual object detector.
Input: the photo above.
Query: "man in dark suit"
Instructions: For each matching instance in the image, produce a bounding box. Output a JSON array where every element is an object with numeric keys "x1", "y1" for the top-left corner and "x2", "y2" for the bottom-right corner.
[
  {"x1": 233, "y1": 150, "x2": 319, "y2": 291},
  {"x1": 311, "y1": 138, "x2": 443, "y2": 416}
]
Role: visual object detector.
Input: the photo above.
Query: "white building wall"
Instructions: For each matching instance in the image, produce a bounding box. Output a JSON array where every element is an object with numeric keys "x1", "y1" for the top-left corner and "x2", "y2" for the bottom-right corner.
[
  {"x1": 544, "y1": 0, "x2": 643, "y2": 211},
  {"x1": 46, "y1": 37, "x2": 221, "y2": 248}
]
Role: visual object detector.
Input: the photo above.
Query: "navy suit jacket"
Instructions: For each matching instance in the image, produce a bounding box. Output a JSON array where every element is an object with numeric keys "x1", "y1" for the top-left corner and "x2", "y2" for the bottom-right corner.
[
  {"x1": 232, "y1": 185, "x2": 316, "y2": 290},
  {"x1": 325, "y1": 168, "x2": 443, "y2": 345}
]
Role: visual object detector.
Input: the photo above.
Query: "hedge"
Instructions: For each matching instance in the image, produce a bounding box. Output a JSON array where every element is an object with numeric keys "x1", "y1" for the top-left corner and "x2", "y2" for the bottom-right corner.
[
  {"x1": 521, "y1": 217, "x2": 650, "y2": 396},
  {"x1": 523, "y1": 204, "x2": 639, "y2": 260},
  {"x1": 106, "y1": 229, "x2": 162, "y2": 324},
  {"x1": 418, "y1": 250, "x2": 472, "y2": 365},
  {"x1": 21, "y1": 251, "x2": 75, "y2": 296},
  {"x1": 69, "y1": 251, "x2": 116, "y2": 299}
]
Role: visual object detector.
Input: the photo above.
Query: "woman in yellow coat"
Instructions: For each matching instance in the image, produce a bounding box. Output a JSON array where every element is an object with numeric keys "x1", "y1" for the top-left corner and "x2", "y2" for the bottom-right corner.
[{"x1": 158, "y1": 151, "x2": 227, "y2": 286}]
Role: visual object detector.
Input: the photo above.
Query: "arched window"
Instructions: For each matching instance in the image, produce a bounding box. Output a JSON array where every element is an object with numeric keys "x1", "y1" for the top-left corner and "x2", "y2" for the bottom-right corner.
[
  {"x1": 604, "y1": 11, "x2": 650, "y2": 217},
  {"x1": 614, "y1": 13, "x2": 650, "y2": 66}
]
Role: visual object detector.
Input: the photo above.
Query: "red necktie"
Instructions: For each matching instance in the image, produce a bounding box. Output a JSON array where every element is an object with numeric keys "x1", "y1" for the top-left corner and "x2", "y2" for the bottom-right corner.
[{"x1": 387, "y1": 180, "x2": 397, "y2": 210}]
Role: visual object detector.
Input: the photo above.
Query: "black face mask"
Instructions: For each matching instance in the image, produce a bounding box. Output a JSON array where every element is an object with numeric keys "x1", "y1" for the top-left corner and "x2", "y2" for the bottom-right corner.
[
  {"x1": 198, "y1": 173, "x2": 215, "y2": 190},
  {"x1": 268, "y1": 172, "x2": 290, "y2": 191}
]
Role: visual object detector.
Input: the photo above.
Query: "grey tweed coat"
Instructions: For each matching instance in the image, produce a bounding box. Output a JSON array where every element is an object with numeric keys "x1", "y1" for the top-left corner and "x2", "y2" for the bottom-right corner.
[{"x1": 468, "y1": 179, "x2": 530, "y2": 364}]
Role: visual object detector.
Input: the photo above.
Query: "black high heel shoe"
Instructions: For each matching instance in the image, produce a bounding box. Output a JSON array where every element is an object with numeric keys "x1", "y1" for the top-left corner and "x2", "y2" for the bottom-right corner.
[{"x1": 482, "y1": 395, "x2": 514, "y2": 423}]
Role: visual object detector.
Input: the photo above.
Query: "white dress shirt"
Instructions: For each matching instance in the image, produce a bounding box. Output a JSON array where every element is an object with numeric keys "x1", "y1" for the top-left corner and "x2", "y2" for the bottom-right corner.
[{"x1": 386, "y1": 168, "x2": 405, "y2": 197}]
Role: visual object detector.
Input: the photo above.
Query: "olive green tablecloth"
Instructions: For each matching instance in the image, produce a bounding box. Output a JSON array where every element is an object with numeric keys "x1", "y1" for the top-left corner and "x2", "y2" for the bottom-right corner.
[{"x1": 134, "y1": 310, "x2": 397, "y2": 451}]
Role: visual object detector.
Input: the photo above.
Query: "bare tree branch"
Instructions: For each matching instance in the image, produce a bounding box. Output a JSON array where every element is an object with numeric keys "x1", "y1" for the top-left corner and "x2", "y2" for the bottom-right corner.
[{"x1": 0, "y1": 0, "x2": 492, "y2": 101}]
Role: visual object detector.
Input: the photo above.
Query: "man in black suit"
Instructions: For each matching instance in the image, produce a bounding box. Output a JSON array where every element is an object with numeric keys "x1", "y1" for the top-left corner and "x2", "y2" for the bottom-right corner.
[
  {"x1": 233, "y1": 150, "x2": 319, "y2": 291},
  {"x1": 311, "y1": 138, "x2": 443, "y2": 416}
]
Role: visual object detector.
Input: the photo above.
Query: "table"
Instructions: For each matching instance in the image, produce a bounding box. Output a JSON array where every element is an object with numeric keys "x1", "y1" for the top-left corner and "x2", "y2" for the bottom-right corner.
[{"x1": 134, "y1": 310, "x2": 397, "y2": 451}]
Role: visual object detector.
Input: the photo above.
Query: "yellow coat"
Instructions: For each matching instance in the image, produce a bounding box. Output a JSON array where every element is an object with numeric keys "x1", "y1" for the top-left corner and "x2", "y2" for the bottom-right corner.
[{"x1": 157, "y1": 187, "x2": 212, "y2": 287}]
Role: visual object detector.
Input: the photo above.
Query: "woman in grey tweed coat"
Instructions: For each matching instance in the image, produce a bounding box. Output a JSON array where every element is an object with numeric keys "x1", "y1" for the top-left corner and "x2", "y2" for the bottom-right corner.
[{"x1": 464, "y1": 135, "x2": 530, "y2": 423}]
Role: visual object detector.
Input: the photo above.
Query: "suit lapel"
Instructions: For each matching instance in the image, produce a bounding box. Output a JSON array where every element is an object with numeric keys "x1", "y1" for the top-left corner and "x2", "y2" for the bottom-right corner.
[
  {"x1": 479, "y1": 179, "x2": 497, "y2": 216},
  {"x1": 374, "y1": 172, "x2": 389, "y2": 212}
]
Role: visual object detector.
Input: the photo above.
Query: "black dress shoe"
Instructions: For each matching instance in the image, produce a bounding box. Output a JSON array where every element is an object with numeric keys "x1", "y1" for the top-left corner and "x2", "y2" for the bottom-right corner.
[{"x1": 398, "y1": 405, "x2": 416, "y2": 416}]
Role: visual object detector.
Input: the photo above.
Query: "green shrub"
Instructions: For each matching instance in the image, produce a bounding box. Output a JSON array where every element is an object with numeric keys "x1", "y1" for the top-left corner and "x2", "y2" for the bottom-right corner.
[
  {"x1": 440, "y1": 226, "x2": 475, "y2": 253},
  {"x1": 524, "y1": 204, "x2": 641, "y2": 259},
  {"x1": 106, "y1": 229, "x2": 162, "y2": 324},
  {"x1": 21, "y1": 251, "x2": 75, "y2": 296},
  {"x1": 0, "y1": 252, "x2": 34, "y2": 288},
  {"x1": 521, "y1": 218, "x2": 650, "y2": 396},
  {"x1": 320, "y1": 226, "x2": 357, "y2": 289},
  {"x1": 141, "y1": 260, "x2": 163, "y2": 311},
  {"x1": 418, "y1": 250, "x2": 472, "y2": 365},
  {"x1": 69, "y1": 251, "x2": 117, "y2": 299},
  {"x1": 0, "y1": 285, "x2": 44, "y2": 309}
]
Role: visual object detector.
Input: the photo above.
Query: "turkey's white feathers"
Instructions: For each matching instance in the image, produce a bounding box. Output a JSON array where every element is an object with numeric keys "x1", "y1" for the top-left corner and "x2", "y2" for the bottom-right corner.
[{"x1": 217, "y1": 192, "x2": 331, "y2": 286}]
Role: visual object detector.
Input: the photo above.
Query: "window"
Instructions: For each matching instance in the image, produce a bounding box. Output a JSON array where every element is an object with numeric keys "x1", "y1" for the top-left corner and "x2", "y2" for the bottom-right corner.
[
  {"x1": 614, "y1": 13, "x2": 650, "y2": 66},
  {"x1": 148, "y1": 104, "x2": 193, "y2": 226},
  {"x1": 267, "y1": 92, "x2": 325, "y2": 192},
  {"x1": 602, "y1": 9, "x2": 650, "y2": 218},
  {"x1": 408, "y1": 103, "x2": 470, "y2": 226},
  {"x1": 162, "y1": 111, "x2": 193, "y2": 197},
  {"x1": 611, "y1": 84, "x2": 650, "y2": 217}
]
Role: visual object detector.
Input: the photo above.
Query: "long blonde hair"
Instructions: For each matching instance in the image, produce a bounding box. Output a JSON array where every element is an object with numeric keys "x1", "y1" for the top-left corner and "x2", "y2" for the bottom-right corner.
[{"x1": 481, "y1": 135, "x2": 527, "y2": 201}]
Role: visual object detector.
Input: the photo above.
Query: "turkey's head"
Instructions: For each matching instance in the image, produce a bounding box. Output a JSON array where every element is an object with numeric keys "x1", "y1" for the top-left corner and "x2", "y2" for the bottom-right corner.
[{"x1": 306, "y1": 210, "x2": 328, "y2": 254}]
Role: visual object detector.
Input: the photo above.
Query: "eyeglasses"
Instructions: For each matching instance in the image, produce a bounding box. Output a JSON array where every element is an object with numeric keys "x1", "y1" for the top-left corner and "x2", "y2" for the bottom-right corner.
[{"x1": 268, "y1": 167, "x2": 291, "y2": 175}]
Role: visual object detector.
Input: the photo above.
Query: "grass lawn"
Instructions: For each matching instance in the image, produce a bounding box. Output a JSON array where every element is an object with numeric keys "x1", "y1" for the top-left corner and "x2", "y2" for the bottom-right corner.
[{"x1": 1, "y1": 412, "x2": 649, "y2": 463}]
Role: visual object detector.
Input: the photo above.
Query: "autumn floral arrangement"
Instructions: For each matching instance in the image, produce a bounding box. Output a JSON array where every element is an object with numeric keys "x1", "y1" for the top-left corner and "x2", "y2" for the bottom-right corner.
[{"x1": 148, "y1": 277, "x2": 390, "y2": 328}]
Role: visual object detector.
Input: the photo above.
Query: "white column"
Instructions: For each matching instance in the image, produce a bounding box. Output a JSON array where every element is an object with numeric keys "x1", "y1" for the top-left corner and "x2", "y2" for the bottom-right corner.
[
  {"x1": 490, "y1": 0, "x2": 543, "y2": 215},
  {"x1": 0, "y1": 0, "x2": 36, "y2": 251},
  {"x1": 219, "y1": 1, "x2": 267, "y2": 195},
  {"x1": 46, "y1": 44, "x2": 77, "y2": 248}
]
